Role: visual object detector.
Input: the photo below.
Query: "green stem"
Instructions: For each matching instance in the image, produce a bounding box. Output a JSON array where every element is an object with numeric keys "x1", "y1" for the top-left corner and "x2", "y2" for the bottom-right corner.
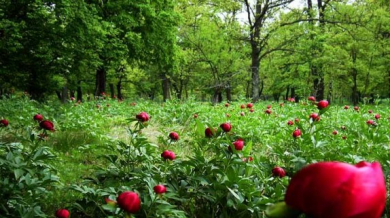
[{"x1": 145, "y1": 195, "x2": 158, "y2": 218}]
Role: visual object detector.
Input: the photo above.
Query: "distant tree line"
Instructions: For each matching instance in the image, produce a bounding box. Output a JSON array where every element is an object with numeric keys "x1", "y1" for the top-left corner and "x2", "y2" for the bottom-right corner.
[{"x1": 0, "y1": 0, "x2": 389, "y2": 104}]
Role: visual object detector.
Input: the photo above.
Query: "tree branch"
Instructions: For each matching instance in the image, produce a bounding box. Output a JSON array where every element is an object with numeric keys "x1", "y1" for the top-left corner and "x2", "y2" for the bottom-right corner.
[{"x1": 280, "y1": 18, "x2": 358, "y2": 26}]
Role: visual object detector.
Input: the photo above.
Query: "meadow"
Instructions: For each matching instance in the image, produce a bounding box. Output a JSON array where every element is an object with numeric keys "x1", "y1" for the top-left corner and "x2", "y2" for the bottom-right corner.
[{"x1": 0, "y1": 95, "x2": 389, "y2": 218}]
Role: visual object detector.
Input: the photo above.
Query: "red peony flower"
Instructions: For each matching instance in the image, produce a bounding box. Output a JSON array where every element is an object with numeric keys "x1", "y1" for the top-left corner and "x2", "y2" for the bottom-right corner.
[
  {"x1": 272, "y1": 167, "x2": 286, "y2": 178},
  {"x1": 55, "y1": 209, "x2": 70, "y2": 218},
  {"x1": 267, "y1": 105, "x2": 272, "y2": 109},
  {"x1": 247, "y1": 103, "x2": 253, "y2": 108},
  {"x1": 317, "y1": 100, "x2": 329, "y2": 110},
  {"x1": 375, "y1": 114, "x2": 380, "y2": 120},
  {"x1": 285, "y1": 161, "x2": 386, "y2": 218},
  {"x1": 249, "y1": 108, "x2": 254, "y2": 113},
  {"x1": 136, "y1": 112, "x2": 149, "y2": 122},
  {"x1": 342, "y1": 135, "x2": 347, "y2": 140},
  {"x1": 354, "y1": 106, "x2": 359, "y2": 111},
  {"x1": 161, "y1": 150, "x2": 176, "y2": 160},
  {"x1": 332, "y1": 130, "x2": 338, "y2": 135},
  {"x1": 344, "y1": 105, "x2": 349, "y2": 110},
  {"x1": 368, "y1": 110, "x2": 373, "y2": 114},
  {"x1": 232, "y1": 139, "x2": 244, "y2": 151},
  {"x1": 33, "y1": 114, "x2": 43, "y2": 121},
  {"x1": 153, "y1": 184, "x2": 167, "y2": 194},
  {"x1": 205, "y1": 127, "x2": 215, "y2": 138},
  {"x1": 287, "y1": 120, "x2": 294, "y2": 126},
  {"x1": 225, "y1": 103, "x2": 229, "y2": 107},
  {"x1": 220, "y1": 122, "x2": 231, "y2": 132},
  {"x1": 169, "y1": 132, "x2": 179, "y2": 141},
  {"x1": 193, "y1": 114, "x2": 198, "y2": 119},
  {"x1": 40, "y1": 120, "x2": 55, "y2": 131},
  {"x1": 309, "y1": 113, "x2": 320, "y2": 121},
  {"x1": 240, "y1": 104, "x2": 246, "y2": 109},
  {"x1": 308, "y1": 96, "x2": 316, "y2": 101},
  {"x1": 293, "y1": 129, "x2": 301, "y2": 138},
  {"x1": 0, "y1": 119, "x2": 9, "y2": 127},
  {"x1": 117, "y1": 191, "x2": 141, "y2": 214},
  {"x1": 265, "y1": 109, "x2": 272, "y2": 114}
]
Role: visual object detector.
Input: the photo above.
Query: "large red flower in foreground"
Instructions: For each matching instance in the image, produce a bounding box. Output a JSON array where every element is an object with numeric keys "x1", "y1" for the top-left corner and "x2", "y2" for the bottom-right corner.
[{"x1": 285, "y1": 161, "x2": 386, "y2": 218}]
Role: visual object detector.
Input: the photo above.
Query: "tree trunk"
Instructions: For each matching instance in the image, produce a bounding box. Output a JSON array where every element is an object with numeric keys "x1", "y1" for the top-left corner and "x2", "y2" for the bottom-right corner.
[
  {"x1": 251, "y1": 43, "x2": 261, "y2": 102},
  {"x1": 185, "y1": 85, "x2": 188, "y2": 99},
  {"x1": 226, "y1": 82, "x2": 232, "y2": 102},
  {"x1": 272, "y1": 93, "x2": 280, "y2": 101},
  {"x1": 95, "y1": 68, "x2": 106, "y2": 96},
  {"x1": 172, "y1": 82, "x2": 181, "y2": 100},
  {"x1": 290, "y1": 87, "x2": 295, "y2": 99},
  {"x1": 307, "y1": 0, "x2": 326, "y2": 101},
  {"x1": 117, "y1": 80, "x2": 122, "y2": 100},
  {"x1": 109, "y1": 83, "x2": 115, "y2": 99},
  {"x1": 249, "y1": 1, "x2": 263, "y2": 102},
  {"x1": 28, "y1": 70, "x2": 42, "y2": 100},
  {"x1": 77, "y1": 81, "x2": 83, "y2": 102},
  {"x1": 327, "y1": 81, "x2": 332, "y2": 104},
  {"x1": 61, "y1": 86, "x2": 68, "y2": 103},
  {"x1": 285, "y1": 85, "x2": 290, "y2": 100},
  {"x1": 70, "y1": 90, "x2": 75, "y2": 98},
  {"x1": 351, "y1": 49, "x2": 359, "y2": 105},
  {"x1": 162, "y1": 74, "x2": 170, "y2": 102},
  {"x1": 55, "y1": 90, "x2": 61, "y2": 101},
  {"x1": 351, "y1": 68, "x2": 358, "y2": 105},
  {"x1": 212, "y1": 88, "x2": 223, "y2": 104},
  {"x1": 312, "y1": 66, "x2": 325, "y2": 100}
]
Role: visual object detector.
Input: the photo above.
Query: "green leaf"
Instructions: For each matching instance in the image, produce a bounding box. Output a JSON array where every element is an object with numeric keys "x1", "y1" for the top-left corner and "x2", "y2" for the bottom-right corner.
[
  {"x1": 14, "y1": 169, "x2": 24, "y2": 180},
  {"x1": 227, "y1": 187, "x2": 244, "y2": 203},
  {"x1": 265, "y1": 202, "x2": 301, "y2": 218},
  {"x1": 193, "y1": 119, "x2": 204, "y2": 137},
  {"x1": 242, "y1": 140, "x2": 253, "y2": 157}
]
